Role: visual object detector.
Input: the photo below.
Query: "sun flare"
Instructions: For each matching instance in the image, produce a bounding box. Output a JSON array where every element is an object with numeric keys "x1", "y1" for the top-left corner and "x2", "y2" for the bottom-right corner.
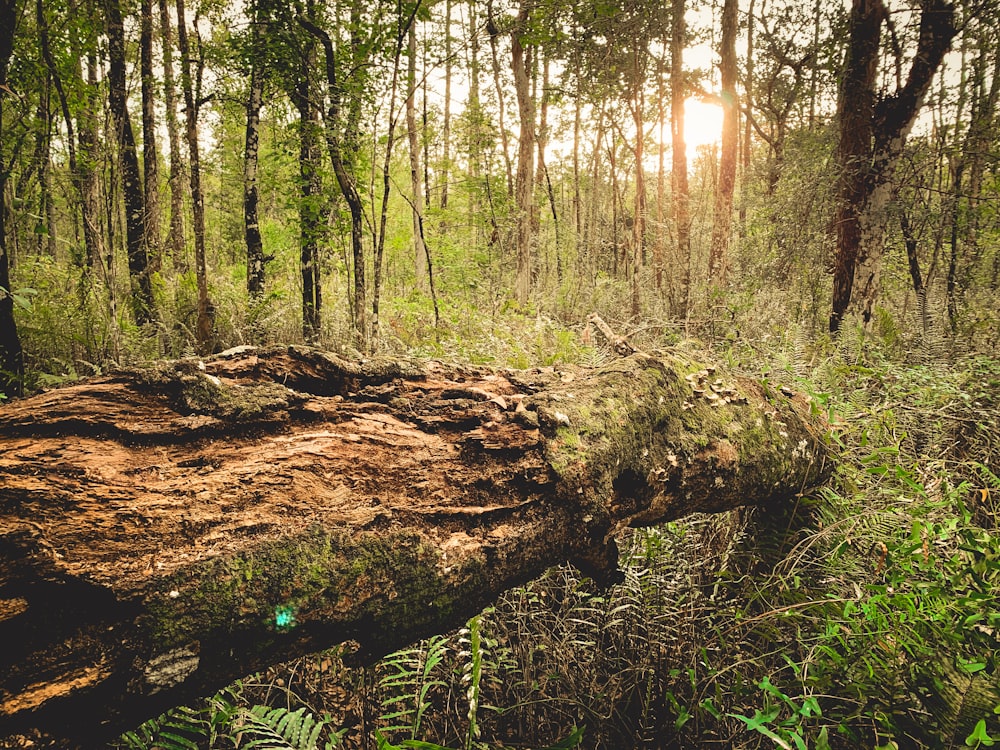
[{"x1": 682, "y1": 97, "x2": 724, "y2": 158}]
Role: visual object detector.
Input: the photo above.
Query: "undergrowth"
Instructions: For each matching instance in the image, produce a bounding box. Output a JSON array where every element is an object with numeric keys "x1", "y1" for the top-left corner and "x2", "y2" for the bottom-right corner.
[{"x1": 107, "y1": 319, "x2": 1000, "y2": 750}]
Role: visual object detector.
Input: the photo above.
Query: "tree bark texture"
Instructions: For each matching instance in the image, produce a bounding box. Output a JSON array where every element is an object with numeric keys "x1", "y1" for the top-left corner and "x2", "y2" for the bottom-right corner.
[
  {"x1": 708, "y1": 0, "x2": 738, "y2": 286},
  {"x1": 829, "y1": 0, "x2": 956, "y2": 333},
  {"x1": 175, "y1": 0, "x2": 214, "y2": 350},
  {"x1": 407, "y1": 22, "x2": 428, "y2": 290},
  {"x1": 670, "y1": 0, "x2": 691, "y2": 318},
  {"x1": 140, "y1": 0, "x2": 161, "y2": 271},
  {"x1": 0, "y1": 0, "x2": 24, "y2": 398},
  {"x1": 0, "y1": 345, "x2": 831, "y2": 743},
  {"x1": 158, "y1": 0, "x2": 186, "y2": 268},
  {"x1": 244, "y1": 49, "x2": 266, "y2": 300},
  {"x1": 105, "y1": 0, "x2": 154, "y2": 326},
  {"x1": 298, "y1": 16, "x2": 368, "y2": 351},
  {"x1": 511, "y1": 0, "x2": 536, "y2": 306}
]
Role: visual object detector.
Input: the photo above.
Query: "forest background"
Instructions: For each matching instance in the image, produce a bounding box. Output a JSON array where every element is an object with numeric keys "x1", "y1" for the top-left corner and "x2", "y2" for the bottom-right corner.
[{"x1": 1, "y1": 0, "x2": 999, "y2": 746}]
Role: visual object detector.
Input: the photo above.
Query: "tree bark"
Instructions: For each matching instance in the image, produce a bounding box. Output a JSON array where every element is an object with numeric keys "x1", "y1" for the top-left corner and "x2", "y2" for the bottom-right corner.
[
  {"x1": 159, "y1": 0, "x2": 186, "y2": 268},
  {"x1": 708, "y1": 0, "x2": 737, "y2": 286},
  {"x1": 175, "y1": 0, "x2": 214, "y2": 350},
  {"x1": 244, "y1": 39, "x2": 266, "y2": 300},
  {"x1": 298, "y1": 16, "x2": 368, "y2": 351},
  {"x1": 140, "y1": 0, "x2": 161, "y2": 272},
  {"x1": 105, "y1": 0, "x2": 155, "y2": 326},
  {"x1": 407, "y1": 22, "x2": 428, "y2": 291},
  {"x1": 486, "y1": 0, "x2": 514, "y2": 198},
  {"x1": 829, "y1": 0, "x2": 956, "y2": 333},
  {"x1": 0, "y1": 0, "x2": 24, "y2": 397},
  {"x1": 440, "y1": 0, "x2": 452, "y2": 211},
  {"x1": 0, "y1": 343, "x2": 831, "y2": 744},
  {"x1": 291, "y1": 31, "x2": 323, "y2": 345},
  {"x1": 670, "y1": 0, "x2": 691, "y2": 319},
  {"x1": 511, "y1": 0, "x2": 535, "y2": 306}
]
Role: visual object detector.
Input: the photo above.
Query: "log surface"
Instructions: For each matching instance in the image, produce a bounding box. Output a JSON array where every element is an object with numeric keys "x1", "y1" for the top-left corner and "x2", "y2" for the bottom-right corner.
[{"x1": 0, "y1": 345, "x2": 831, "y2": 742}]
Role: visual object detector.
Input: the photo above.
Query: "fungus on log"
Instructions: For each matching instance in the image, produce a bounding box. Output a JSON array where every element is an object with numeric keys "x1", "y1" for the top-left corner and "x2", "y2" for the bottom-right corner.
[{"x1": 0, "y1": 345, "x2": 831, "y2": 743}]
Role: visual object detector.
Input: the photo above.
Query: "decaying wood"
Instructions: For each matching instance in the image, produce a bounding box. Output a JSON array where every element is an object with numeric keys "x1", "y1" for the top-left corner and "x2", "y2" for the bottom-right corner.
[{"x1": 0, "y1": 345, "x2": 831, "y2": 742}]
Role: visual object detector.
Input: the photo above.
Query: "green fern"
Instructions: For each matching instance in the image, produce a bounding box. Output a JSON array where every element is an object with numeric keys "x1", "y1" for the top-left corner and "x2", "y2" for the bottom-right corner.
[
  {"x1": 377, "y1": 634, "x2": 450, "y2": 739},
  {"x1": 235, "y1": 705, "x2": 339, "y2": 749}
]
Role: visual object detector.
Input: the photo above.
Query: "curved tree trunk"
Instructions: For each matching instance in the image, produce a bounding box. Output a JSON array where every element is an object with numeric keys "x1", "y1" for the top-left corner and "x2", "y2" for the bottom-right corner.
[
  {"x1": 830, "y1": 0, "x2": 956, "y2": 333},
  {"x1": 0, "y1": 343, "x2": 831, "y2": 744}
]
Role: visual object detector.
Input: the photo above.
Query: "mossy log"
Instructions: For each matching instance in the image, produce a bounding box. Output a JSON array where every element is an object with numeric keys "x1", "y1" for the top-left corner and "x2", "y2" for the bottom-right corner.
[{"x1": 0, "y1": 345, "x2": 831, "y2": 743}]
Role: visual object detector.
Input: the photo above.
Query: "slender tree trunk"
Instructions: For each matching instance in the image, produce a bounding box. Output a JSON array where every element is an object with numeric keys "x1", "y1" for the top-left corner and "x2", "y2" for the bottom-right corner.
[
  {"x1": 105, "y1": 0, "x2": 155, "y2": 325},
  {"x1": 176, "y1": 0, "x2": 214, "y2": 349},
  {"x1": 740, "y1": 0, "x2": 754, "y2": 229},
  {"x1": 572, "y1": 44, "x2": 582, "y2": 262},
  {"x1": 466, "y1": 0, "x2": 482, "y2": 230},
  {"x1": 32, "y1": 72, "x2": 57, "y2": 258},
  {"x1": 292, "y1": 45, "x2": 322, "y2": 343},
  {"x1": 440, "y1": 0, "x2": 452, "y2": 210},
  {"x1": 407, "y1": 23, "x2": 427, "y2": 290},
  {"x1": 708, "y1": 0, "x2": 737, "y2": 286},
  {"x1": 671, "y1": 0, "x2": 691, "y2": 319},
  {"x1": 298, "y1": 16, "x2": 367, "y2": 350},
  {"x1": 654, "y1": 48, "x2": 666, "y2": 292},
  {"x1": 631, "y1": 68, "x2": 645, "y2": 317},
  {"x1": 78, "y1": 49, "x2": 104, "y2": 271},
  {"x1": 39, "y1": 0, "x2": 82, "y2": 264},
  {"x1": 0, "y1": 0, "x2": 24, "y2": 396},
  {"x1": 140, "y1": 0, "x2": 161, "y2": 271},
  {"x1": 536, "y1": 53, "x2": 559, "y2": 283},
  {"x1": 487, "y1": 0, "x2": 514, "y2": 198},
  {"x1": 373, "y1": 9, "x2": 412, "y2": 349},
  {"x1": 244, "y1": 4, "x2": 266, "y2": 300},
  {"x1": 158, "y1": 0, "x2": 185, "y2": 267},
  {"x1": 511, "y1": 0, "x2": 535, "y2": 305}
]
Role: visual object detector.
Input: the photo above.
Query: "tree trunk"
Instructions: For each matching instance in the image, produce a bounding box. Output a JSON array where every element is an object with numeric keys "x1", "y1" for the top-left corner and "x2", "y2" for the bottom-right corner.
[
  {"x1": 631, "y1": 75, "x2": 645, "y2": 317},
  {"x1": 159, "y1": 0, "x2": 186, "y2": 268},
  {"x1": 140, "y1": 0, "x2": 161, "y2": 271},
  {"x1": 0, "y1": 0, "x2": 24, "y2": 397},
  {"x1": 407, "y1": 22, "x2": 427, "y2": 291},
  {"x1": 708, "y1": 0, "x2": 737, "y2": 286},
  {"x1": 244, "y1": 42, "x2": 266, "y2": 300},
  {"x1": 440, "y1": 0, "x2": 452, "y2": 211},
  {"x1": 298, "y1": 16, "x2": 367, "y2": 351},
  {"x1": 292, "y1": 47, "x2": 323, "y2": 344},
  {"x1": 670, "y1": 0, "x2": 691, "y2": 320},
  {"x1": 511, "y1": 0, "x2": 535, "y2": 306},
  {"x1": 654, "y1": 48, "x2": 666, "y2": 292},
  {"x1": 372, "y1": 7, "x2": 413, "y2": 349},
  {"x1": 0, "y1": 343, "x2": 832, "y2": 744},
  {"x1": 78, "y1": 50, "x2": 104, "y2": 272},
  {"x1": 486, "y1": 0, "x2": 514, "y2": 198},
  {"x1": 105, "y1": 0, "x2": 155, "y2": 325},
  {"x1": 829, "y1": 0, "x2": 956, "y2": 333},
  {"x1": 175, "y1": 0, "x2": 214, "y2": 350}
]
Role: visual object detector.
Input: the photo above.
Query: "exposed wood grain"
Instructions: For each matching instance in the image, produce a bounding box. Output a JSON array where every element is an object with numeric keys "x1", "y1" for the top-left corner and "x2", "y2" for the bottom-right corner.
[{"x1": 0, "y1": 345, "x2": 831, "y2": 743}]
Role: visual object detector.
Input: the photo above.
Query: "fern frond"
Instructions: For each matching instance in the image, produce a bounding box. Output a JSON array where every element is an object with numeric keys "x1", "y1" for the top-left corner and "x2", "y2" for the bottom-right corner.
[{"x1": 237, "y1": 705, "x2": 332, "y2": 750}]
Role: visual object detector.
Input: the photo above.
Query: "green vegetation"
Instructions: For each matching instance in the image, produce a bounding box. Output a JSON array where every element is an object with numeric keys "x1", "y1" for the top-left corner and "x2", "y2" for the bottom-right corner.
[
  {"x1": 1, "y1": 0, "x2": 998, "y2": 745},
  {"x1": 110, "y1": 330, "x2": 999, "y2": 749}
]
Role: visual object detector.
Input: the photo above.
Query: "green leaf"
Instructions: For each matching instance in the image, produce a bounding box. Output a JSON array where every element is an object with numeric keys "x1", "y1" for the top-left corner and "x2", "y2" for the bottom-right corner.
[
  {"x1": 536, "y1": 725, "x2": 586, "y2": 750},
  {"x1": 965, "y1": 719, "x2": 995, "y2": 747}
]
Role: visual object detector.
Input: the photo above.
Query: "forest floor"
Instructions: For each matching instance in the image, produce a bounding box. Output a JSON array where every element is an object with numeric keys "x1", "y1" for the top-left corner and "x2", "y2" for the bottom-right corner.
[{"x1": 8, "y1": 314, "x2": 999, "y2": 750}]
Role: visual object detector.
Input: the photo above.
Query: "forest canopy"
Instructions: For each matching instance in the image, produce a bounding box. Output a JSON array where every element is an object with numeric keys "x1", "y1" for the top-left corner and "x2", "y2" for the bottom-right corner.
[{"x1": 0, "y1": 0, "x2": 995, "y2": 392}]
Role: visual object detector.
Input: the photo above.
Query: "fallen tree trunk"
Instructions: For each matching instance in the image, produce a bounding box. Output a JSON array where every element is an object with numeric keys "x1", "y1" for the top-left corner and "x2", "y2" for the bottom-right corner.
[{"x1": 0, "y1": 345, "x2": 831, "y2": 743}]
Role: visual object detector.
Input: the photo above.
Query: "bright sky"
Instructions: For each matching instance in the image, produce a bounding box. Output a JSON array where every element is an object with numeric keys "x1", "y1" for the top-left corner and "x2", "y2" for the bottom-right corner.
[{"x1": 681, "y1": 97, "x2": 725, "y2": 157}]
